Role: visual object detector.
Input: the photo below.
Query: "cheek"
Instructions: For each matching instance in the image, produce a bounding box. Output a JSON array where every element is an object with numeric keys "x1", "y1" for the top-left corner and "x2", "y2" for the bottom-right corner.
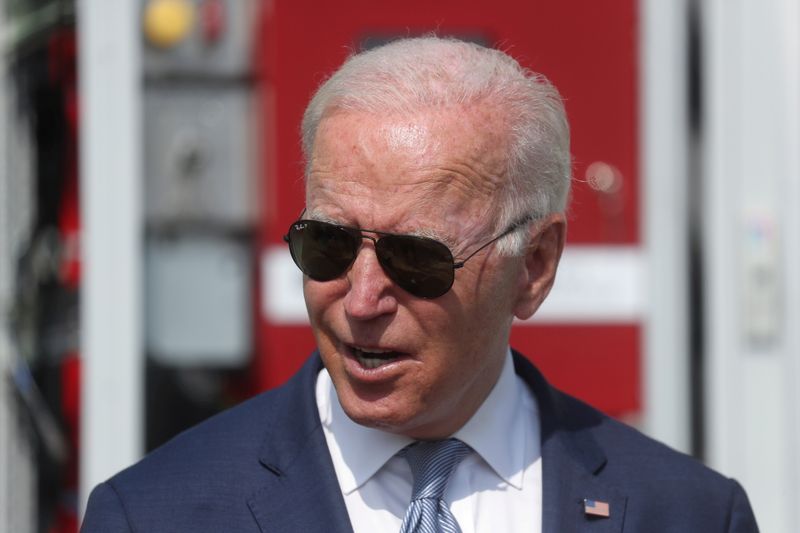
[
  {"x1": 303, "y1": 278, "x2": 344, "y2": 315},
  {"x1": 446, "y1": 263, "x2": 520, "y2": 349},
  {"x1": 302, "y1": 281, "x2": 345, "y2": 352}
]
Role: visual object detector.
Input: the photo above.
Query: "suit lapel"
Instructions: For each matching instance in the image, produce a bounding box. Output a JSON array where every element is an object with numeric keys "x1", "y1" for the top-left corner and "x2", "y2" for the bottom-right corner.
[
  {"x1": 541, "y1": 434, "x2": 627, "y2": 533},
  {"x1": 247, "y1": 354, "x2": 354, "y2": 533},
  {"x1": 514, "y1": 352, "x2": 627, "y2": 533},
  {"x1": 248, "y1": 351, "x2": 627, "y2": 532}
]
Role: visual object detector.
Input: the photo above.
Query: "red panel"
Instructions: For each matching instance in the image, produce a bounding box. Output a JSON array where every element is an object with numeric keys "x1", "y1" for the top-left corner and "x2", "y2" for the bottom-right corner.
[
  {"x1": 257, "y1": 0, "x2": 638, "y2": 245},
  {"x1": 254, "y1": 1, "x2": 641, "y2": 417},
  {"x1": 256, "y1": 324, "x2": 640, "y2": 418},
  {"x1": 255, "y1": 324, "x2": 317, "y2": 389},
  {"x1": 510, "y1": 325, "x2": 640, "y2": 417}
]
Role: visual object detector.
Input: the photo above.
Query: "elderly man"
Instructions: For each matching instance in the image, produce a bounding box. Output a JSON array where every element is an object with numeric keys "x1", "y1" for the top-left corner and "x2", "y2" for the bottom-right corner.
[{"x1": 82, "y1": 37, "x2": 758, "y2": 532}]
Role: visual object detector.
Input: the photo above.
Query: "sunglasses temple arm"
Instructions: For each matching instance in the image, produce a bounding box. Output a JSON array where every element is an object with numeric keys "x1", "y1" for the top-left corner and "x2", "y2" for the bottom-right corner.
[
  {"x1": 454, "y1": 217, "x2": 535, "y2": 268},
  {"x1": 453, "y1": 236, "x2": 502, "y2": 269}
]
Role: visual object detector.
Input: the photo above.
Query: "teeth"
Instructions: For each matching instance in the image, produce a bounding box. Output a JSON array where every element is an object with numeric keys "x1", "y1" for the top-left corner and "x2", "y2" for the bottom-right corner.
[
  {"x1": 358, "y1": 348, "x2": 390, "y2": 355},
  {"x1": 360, "y1": 356, "x2": 387, "y2": 369},
  {"x1": 351, "y1": 347, "x2": 400, "y2": 369}
]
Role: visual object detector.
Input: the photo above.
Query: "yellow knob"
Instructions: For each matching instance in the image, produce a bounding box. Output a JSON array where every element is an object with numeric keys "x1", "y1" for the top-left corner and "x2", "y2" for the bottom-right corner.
[{"x1": 143, "y1": 0, "x2": 195, "y2": 49}]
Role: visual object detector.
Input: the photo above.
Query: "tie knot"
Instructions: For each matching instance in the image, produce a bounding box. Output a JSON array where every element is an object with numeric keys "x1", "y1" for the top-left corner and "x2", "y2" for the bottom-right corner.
[{"x1": 403, "y1": 439, "x2": 472, "y2": 502}]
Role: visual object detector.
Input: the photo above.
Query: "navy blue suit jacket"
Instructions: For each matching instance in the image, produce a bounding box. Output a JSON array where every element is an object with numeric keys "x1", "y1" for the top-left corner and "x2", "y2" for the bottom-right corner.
[{"x1": 82, "y1": 351, "x2": 759, "y2": 532}]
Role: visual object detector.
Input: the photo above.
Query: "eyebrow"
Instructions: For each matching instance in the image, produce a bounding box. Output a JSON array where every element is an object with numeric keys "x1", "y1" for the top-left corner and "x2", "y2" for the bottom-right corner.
[
  {"x1": 412, "y1": 227, "x2": 457, "y2": 249},
  {"x1": 304, "y1": 208, "x2": 458, "y2": 251}
]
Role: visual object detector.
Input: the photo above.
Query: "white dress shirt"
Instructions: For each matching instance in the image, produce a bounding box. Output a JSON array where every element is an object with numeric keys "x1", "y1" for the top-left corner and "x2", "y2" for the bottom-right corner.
[{"x1": 315, "y1": 350, "x2": 542, "y2": 533}]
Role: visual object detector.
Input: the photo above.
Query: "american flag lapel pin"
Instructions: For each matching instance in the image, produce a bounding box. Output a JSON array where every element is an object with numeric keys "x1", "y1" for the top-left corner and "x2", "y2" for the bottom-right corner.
[{"x1": 584, "y1": 498, "x2": 610, "y2": 518}]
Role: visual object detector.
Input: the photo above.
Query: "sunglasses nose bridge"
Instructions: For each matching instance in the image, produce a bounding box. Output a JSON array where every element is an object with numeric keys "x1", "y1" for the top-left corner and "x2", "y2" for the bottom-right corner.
[
  {"x1": 357, "y1": 231, "x2": 380, "y2": 248},
  {"x1": 346, "y1": 230, "x2": 386, "y2": 274},
  {"x1": 342, "y1": 232, "x2": 401, "y2": 313},
  {"x1": 356, "y1": 232, "x2": 405, "y2": 286},
  {"x1": 348, "y1": 232, "x2": 380, "y2": 265}
]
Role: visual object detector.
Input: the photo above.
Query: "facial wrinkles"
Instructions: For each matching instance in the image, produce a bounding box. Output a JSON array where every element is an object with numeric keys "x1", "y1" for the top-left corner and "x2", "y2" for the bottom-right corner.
[
  {"x1": 409, "y1": 123, "x2": 509, "y2": 241},
  {"x1": 307, "y1": 127, "x2": 428, "y2": 221},
  {"x1": 387, "y1": 163, "x2": 506, "y2": 246},
  {"x1": 308, "y1": 160, "x2": 477, "y2": 239},
  {"x1": 307, "y1": 179, "x2": 435, "y2": 235},
  {"x1": 371, "y1": 112, "x2": 508, "y2": 197},
  {"x1": 307, "y1": 109, "x2": 511, "y2": 256},
  {"x1": 409, "y1": 168, "x2": 502, "y2": 242},
  {"x1": 306, "y1": 202, "x2": 446, "y2": 246},
  {"x1": 306, "y1": 174, "x2": 390, "y2": 220},
  {"x1": 307, "y1": 181, "x2": 486, "y2": 255}
]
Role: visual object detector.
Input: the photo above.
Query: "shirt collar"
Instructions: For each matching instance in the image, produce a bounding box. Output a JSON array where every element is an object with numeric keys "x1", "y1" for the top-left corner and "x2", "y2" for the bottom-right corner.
[
  {"x1": 316, "y1": 370, "x2": 413, "y2": 494},
  {"x1": 316, "y1": 349, "x2": 538, "y2": 493},
  {"x1": 453, "y1": 349, "x2": 538, "y2": 490}
]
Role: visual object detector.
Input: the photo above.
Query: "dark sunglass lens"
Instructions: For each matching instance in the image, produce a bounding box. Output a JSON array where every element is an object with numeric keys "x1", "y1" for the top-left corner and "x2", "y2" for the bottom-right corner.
[
  {"x1": 289, "y1": 221, "x2": 359, "y2": 281},
  {"x1": 376, "y1": 235, "x2": 454, "y2": 298}
]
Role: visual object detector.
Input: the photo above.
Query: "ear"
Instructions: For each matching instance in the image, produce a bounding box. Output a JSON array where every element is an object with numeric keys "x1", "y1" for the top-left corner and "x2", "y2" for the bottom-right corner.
[{"x1": 512, "y1": 214, "x2": 567, "y2": 320}]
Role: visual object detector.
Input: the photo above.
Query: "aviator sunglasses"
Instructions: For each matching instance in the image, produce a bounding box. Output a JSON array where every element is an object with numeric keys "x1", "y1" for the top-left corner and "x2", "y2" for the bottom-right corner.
[{"x1": 283, "y1": 215, "x2": 533, "y2": 299}]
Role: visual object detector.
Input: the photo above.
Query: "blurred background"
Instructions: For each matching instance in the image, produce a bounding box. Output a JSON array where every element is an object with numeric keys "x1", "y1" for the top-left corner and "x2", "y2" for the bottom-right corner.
[{"x1": 0, "y1": 0, "x2": 798, "y2": 531}]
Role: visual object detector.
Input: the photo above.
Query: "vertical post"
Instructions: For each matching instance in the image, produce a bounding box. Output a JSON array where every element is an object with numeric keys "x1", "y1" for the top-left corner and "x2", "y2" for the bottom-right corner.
[
  {"x1": 641, "y1": 0, "x2": 691, "y2": 453},
  {"x1": 702, "y1": 0, "x2": 799, "y2": 530},
  {"x1": 78, "y1": 0, "x2": 144, "y2": 513}
]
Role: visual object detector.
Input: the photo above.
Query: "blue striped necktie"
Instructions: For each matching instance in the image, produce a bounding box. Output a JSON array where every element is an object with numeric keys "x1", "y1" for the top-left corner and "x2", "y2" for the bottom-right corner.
[{"x1": 399, "y1": 439, "x2": 472, "y2": 533}]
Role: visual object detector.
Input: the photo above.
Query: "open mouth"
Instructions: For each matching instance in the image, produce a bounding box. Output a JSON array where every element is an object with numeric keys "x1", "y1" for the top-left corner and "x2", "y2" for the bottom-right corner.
[{"x1": 349, "y1": 346, "x2": 405, "y2": 370}]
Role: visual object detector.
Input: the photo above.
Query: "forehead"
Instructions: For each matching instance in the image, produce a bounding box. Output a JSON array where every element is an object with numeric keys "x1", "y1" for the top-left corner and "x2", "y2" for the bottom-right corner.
[{"x1": 305, "y1": 107, "x2": 510, "y2": 237}]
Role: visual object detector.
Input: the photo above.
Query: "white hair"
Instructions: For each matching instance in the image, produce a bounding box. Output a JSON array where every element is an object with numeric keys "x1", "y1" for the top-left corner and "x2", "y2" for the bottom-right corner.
[{"x1": 301, "y1": 36, "x2": 571, "y2": 255}]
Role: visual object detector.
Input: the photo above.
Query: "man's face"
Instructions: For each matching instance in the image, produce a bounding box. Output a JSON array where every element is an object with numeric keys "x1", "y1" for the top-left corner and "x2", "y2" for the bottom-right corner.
[{"x1": 303, "y1": 107, "x2": 536, "y2": 439}]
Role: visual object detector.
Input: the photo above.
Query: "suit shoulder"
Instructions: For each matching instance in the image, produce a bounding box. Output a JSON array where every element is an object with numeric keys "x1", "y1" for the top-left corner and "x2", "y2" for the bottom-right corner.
[
  {"x1": 108, "y1": 385, "x2": 285, "y2": 495},
  {"x1": 82, "y1": 356, "x2": 325, "y2": 532},
  {"x1": 555, "y1": 388, "x2": 741, "y2": 492},
  {"x1": 84, "y1": 387, "x2": 293, "y2": 532},
  {"x1": 513, "y1": 346, "x2": 729, "y2": 488},
  {"x1": 104, "y1": 355, "x2": 322, "y2": 495},
  {"x1": 558, "y1": 394, "x2": 758, "y2": 530}
]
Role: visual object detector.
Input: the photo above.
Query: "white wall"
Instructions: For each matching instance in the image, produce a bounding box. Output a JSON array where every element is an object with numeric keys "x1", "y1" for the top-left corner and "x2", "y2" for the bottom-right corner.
[{"x1": 702, "y1": 1, "x2": 800, "y2": 531}]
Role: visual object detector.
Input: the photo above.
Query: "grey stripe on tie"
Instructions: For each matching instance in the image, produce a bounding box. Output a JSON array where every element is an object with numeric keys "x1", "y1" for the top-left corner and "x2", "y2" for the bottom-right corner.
[{"x1": 399, "y1": 439, "x2": 472, "y2": 533}]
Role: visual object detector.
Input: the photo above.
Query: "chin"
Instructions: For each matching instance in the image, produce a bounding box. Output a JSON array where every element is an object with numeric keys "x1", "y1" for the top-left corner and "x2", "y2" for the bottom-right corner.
[
  {"x1": 337, "y1": 390, "x2": 420, "y2": 434},
  {"x1": 340, "y1": 394, "x2": 403, "y2": 428}
]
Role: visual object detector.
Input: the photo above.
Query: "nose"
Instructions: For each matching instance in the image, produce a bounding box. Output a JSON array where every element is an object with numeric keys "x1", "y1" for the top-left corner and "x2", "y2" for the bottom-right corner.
[{"x1": 343, "y1": 242, "x2": 398, "y2": 320}]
